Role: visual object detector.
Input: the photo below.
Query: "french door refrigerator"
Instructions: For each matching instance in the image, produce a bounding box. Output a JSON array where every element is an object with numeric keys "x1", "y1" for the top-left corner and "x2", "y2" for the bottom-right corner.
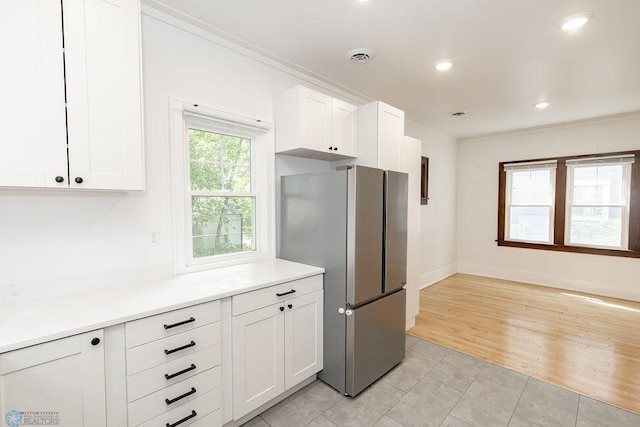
[{"x1": 280, "y1": 165, "x2": 407, "y2": 396}]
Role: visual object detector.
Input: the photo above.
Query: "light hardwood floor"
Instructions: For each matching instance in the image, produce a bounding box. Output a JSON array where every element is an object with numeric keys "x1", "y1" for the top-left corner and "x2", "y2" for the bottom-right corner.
[{"x1": 408, "y1": 273, "x2": 640, "y2": 415}]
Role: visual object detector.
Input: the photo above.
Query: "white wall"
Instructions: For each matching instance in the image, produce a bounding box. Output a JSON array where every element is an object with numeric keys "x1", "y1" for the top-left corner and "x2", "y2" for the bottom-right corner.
[
  {"x1": 457, "y1": 113, "x2": 640, "y2": 302},
  {"x1": 405, "y1": 120, "x2": 458, "y2": 288}
]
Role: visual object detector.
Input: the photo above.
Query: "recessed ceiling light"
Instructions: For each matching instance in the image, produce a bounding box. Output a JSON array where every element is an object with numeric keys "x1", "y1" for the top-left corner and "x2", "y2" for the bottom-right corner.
[
  {"x1": 354, "y1": 0, "x2": 371, "y2": 2},
  {"x1": 435, "y1": 60, "x2": 453, "y2": 71},
  {"x1": 534, "y1": 102, "x2": 550, "y2": 110},
  {"x1": 561, "y1": 13, "x2": 591, "y2": 31}
]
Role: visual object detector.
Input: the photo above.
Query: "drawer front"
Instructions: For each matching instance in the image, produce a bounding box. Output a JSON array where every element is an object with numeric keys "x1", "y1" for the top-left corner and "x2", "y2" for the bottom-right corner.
[
  {"x1": 128, "y1": 366, "x2": 221, "y2": 426},
  {"x1": 137, "y1": 388, "x2": 221, "y2": 427},
  {"x1": 232, "y1": 275, "x2": 322, "y2": 316},
  {"x1": 127, "y1": 323, "x2": 220, "y2": 375},
  {"x1": 126, "y1": 300, "x2": 220, "y2": 349},
  {"x1": 188, "y1": 409, "x2": 221, "y2": 427},
  {"x1": 127, "y1": 345, "x2": 220, "y2": 402}
]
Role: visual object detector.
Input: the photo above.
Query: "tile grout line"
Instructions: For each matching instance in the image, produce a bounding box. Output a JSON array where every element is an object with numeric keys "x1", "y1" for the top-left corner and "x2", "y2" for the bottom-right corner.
[{"x1": 506, "y1": 376, "x2": 531, "y2": 427}]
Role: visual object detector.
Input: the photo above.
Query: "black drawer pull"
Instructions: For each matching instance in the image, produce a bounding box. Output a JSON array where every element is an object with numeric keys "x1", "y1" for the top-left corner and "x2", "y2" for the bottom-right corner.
[
  {"x1": 276, "y1": 289, "x2": 296, "y2": 297},
  {"x1": 164, "y1": 341, "x2": 196, "y2": 355},
  {"x1": 165, "y1": 387, "x2": 197, "y2": 405},
  {"x1": 164, "y1": 317, "x2": 195, "y2": 330},
  {"x1": 166, "y1": 410, "x2": 197, "y2": 427},
  {"x1": 165, "y1": 364, "x2": 196, "y2": 380}
]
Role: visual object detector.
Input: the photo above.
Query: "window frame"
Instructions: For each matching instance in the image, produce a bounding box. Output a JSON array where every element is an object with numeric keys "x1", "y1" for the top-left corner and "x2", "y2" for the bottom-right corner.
[
  {"x1": 170, "y1": 99, "x2": 275, "y2": 273},
  {"x1": 497, "y1": 150, "x2": 640, "y2": 258},
  {"x1": 504, "y1": 162, "x2": 557, "y2": 245},
  {"x1": 565, "y1": 159, "x2": 633, "y2": 250}
]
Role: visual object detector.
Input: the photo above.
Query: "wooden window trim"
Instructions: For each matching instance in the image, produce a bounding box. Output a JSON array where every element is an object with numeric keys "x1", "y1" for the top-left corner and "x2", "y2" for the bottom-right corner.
[{"x1": 498, "y1": 150, "x2": 640, "y2": 258}]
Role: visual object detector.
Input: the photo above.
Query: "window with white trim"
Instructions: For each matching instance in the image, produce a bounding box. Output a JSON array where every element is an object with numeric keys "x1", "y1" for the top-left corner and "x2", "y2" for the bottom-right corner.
[
  {"x1": 565, "y1": 156, "x2": 633, "y2": 249},
  {"x1": 505, "y1": 161, "x2": 557, "y2": 244},
  {"x1": 170, "y1": 100, "x2": 274, "y2": 272}
]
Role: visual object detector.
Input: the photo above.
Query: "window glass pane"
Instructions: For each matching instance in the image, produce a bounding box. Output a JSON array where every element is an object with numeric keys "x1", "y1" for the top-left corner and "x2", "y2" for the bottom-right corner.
[
  {"x1": 509, "y1": 206, "x2": 551, "y2": 242},
  {"x1": 511, "y1": 170, "x2": 551, "y2": 205},
  {"x1": 188, "y1": 128, "x2": 251, "y2": 192},
  {"x1": 191, "y1": 196, "x2": 255, "y2": 258},
  {"x1": 569, "y1": 206, "x2": 622, "y2": 248},
  {"x1": 572, "y1": 165, "x2": 623, "y2": 205}
]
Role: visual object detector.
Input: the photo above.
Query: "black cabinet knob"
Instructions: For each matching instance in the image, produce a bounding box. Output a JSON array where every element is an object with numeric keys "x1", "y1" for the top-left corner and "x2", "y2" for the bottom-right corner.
[
  {"x1": 91, "y1": 338, "x2": 100, "y2": 346},
  {"x1": 75, "y1": 177, "x2": 84, "y2": 184},
  {"x1": 328, "y1": 146, "x2": 333, "y2": 150},
  {"x1": 288, "y1": 304, "x2": 293, "y2": 309},
  {"x1": 279, "y1": 306, "x2": 284, "y2": 312},
  {"x1": 55, "y1": 176, "x2": 65, "y2": 183},
  {"x1": 333, "y1": 147, "x2": 338, "y2": 151}
]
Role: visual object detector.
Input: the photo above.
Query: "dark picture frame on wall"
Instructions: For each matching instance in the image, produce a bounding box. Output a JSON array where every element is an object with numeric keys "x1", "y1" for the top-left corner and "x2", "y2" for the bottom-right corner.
[{"x1": 421, "y1": 156, "x2": 429, "y2": 205}]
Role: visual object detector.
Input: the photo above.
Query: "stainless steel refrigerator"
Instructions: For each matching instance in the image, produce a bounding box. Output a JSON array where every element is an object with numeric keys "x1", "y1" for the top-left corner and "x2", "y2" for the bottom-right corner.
[{"x1": 280, "y1": 165, "x2": 407, "y2": 396}]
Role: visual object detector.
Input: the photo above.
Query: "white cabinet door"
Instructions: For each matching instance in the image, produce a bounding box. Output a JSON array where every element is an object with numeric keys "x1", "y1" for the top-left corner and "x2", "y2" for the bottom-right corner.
[
  {"x1": 0, "y1": 330, "x2": 106, "y2": 427},
  {"x1": 275, "y1": 85, "x2": 357, "y2": 160},
  {"x1": 331, "y1": 99, "x2": 357, "y2": 157},
  {"x1": 0, "y1": 0, "x2": 68, "y2": 188},
  {"x1": 64, "y1": 0, "x2": 144, "y2": 190},
  {"x1": 284, "y1": 290, "x2": 323, "y2": 389},
  {"x1": 377, "y1": 103, "x2": 405, "y2": 172},
  {"x1": 299, "y1": 88, "x2": 332, "y2": 153},
  {"x1": 232, "y1": 304, "x2": 285, "y2": 418}
]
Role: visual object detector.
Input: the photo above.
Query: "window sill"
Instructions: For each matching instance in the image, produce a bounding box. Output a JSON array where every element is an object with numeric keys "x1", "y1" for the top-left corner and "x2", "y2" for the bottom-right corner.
[{"x1": 496, "y1": 240, "x2": 640, "y2": 259}]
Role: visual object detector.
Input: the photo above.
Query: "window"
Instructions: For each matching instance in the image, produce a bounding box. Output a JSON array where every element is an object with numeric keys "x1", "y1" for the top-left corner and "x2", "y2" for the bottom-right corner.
[
  {"x1": 498, "y1": 151, "x2": 640, "y2": 258},
  {"x1": 188, "y1": 125, "x2": 255, "y2": 258},
  {"x1": 505, "y1": 161, "x2": 556, "y2": 244},
  {"x1": 170, "y1": 100, "x2": 274, "y2": 272},
  {"x1": 566, "y1": 156, "x2": 633, "y2": 249}
]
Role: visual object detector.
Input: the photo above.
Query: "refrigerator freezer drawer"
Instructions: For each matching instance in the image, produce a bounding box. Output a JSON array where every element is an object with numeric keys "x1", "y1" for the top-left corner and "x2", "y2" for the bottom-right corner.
[{"x1": 345, "y1": 288, "x2": 406, "y2": 396}]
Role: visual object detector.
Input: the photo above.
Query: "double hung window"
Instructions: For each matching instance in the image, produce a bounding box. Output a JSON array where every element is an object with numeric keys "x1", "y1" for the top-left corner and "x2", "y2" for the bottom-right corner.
[
  {"x1": 171, "y1": 100, "x2": 274, "y2": 272},
  {"x1": 505, "y1": 161, "x2": 556, "y2": 244}
]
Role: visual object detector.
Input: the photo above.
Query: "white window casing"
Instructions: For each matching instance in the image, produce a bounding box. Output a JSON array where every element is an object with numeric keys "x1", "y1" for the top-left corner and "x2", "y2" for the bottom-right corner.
[
  {"x1": 504, "y1": 160, "x2": 557, "y2": 244},
  {"x1": 170, "y1": 99, "x2": 275, "y2": 273},
  {"x1": 565, "y1": 156, "x2": 633, "y2": 250}
]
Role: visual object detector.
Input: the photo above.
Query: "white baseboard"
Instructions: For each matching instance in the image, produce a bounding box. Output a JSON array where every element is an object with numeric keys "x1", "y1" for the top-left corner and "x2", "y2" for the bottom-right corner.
[
  {"x1": 457, "y1": 262, "x2": 640, "y2": 302},
  {"x1": 419, "y1": 264, "x2": 457, "y2": 290},
  {"x1": 405, "y1": 317, "x2": 415, "y2": 330}
]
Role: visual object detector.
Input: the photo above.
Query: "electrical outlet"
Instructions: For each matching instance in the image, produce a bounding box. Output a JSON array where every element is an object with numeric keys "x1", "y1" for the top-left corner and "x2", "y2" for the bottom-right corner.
[{"x1": 150, "y1": 231, "x2": 160, "y2": 246}]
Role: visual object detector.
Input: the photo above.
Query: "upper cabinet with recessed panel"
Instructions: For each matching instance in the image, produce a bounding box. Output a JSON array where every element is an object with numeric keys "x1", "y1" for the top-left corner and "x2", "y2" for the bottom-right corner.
[
  {"x1": 0, "y1": 0, "x2": 144, "y2": 190},
  {"x1": 274, "y1": 85, "x2": 357, "y2": 160}
]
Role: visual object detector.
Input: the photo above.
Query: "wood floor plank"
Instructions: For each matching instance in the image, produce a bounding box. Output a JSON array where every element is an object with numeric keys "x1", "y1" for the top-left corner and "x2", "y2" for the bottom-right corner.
[{"x1": 409, "y1": 273, "x2": 640, "y2": 415}]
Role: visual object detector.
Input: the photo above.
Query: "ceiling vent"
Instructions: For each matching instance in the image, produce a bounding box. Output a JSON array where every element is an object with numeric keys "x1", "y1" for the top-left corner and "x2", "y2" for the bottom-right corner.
[
  {"x1": 450, "y1": 110, "x2": 468, "y2": 117},
  {"x1": 346, "y1": 48, "x2": 375, "y2": 64}
]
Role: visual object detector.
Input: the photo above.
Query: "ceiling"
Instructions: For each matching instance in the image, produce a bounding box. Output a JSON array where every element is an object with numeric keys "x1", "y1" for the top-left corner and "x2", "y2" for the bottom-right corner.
[{"x1": 143, "y1": 0, "x2": 640, "y2": 139}]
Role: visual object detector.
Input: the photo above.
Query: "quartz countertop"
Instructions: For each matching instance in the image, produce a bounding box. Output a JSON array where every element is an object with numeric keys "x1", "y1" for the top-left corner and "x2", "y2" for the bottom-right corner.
[{"x1": 0, "y1": 258, "x2": 323, "y2": 353}]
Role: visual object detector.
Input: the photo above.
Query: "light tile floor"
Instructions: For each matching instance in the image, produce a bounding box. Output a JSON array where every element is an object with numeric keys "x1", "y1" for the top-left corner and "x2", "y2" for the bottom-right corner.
[{"x1": 242, "y1": 335, "x2": 640, "y2": 427}]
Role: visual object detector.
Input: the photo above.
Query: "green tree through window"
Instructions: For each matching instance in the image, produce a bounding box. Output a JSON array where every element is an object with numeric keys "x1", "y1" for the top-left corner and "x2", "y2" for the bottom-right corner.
[{"x1": 188, "y1": 128, "x2": 255, "y2": 258}]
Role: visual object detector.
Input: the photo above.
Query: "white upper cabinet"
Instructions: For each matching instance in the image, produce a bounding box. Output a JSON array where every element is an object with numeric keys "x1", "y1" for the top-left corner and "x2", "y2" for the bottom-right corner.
[
  {"x1": 0, "y1": 0, "x2": 144, "y2": 190},
  {"x1": 355, "y1": 101, "x2": 405, "y2": 172},
  {"x1": 275, "y1": 85, "x2": 357, "y2": 160}
]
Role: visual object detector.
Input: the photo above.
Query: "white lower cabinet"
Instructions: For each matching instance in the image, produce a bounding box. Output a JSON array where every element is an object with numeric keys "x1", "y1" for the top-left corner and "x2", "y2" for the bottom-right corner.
[
  {"x1": 125, "y1": 300, "x2": 223, "y2": 427},
  {"x1": 0, "y1": 330, "x2": 106, "y2": 427},
  {"x1": 232, "y1": 276, "x2": 323, "y2": 419},
  {"x1": 0, "y1": 273, "x2": 324, "y2": 427}
]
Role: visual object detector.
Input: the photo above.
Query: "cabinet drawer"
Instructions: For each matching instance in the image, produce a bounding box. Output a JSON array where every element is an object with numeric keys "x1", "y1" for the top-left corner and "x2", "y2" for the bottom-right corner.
[
  {"x1": 137, "y1": 388, "x2": 221, "y2": 427},
  {"x1": 127, "y1": 345, "x2": 220, "y2": 402},
  {"x1": 188, "y1": 409, "x2": 221, "y2": 427},
  {"x1": 128, "y1": 366, "x2": 221, "y2": 426},
  {"x1": 127, "y1": 323, "x2": 220, "y2": 375},
  {"x1": 233, "y1": 275, "x2": 322, "y2": 316},
  {"x1": 126, "y1": 300, "x2": 220, "y2": 348}
]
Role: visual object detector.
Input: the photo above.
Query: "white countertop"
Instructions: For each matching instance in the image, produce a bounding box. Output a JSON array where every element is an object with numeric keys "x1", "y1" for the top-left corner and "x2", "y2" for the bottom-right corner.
[{"x1": 0, "y1": 258, "x2": 323, "y2": 353}]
